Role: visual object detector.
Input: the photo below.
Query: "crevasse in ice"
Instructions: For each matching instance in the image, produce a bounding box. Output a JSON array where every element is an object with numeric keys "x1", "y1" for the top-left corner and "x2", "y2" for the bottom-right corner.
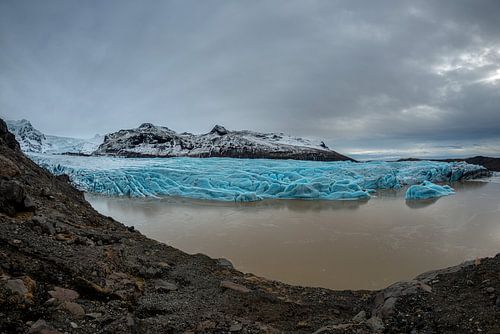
[
  {"x1": 405, "y1": 181, "x2": 455, "y2": 200},
  {"x1": 29, "y1": 154, "x2": 486, "y2": 201}
]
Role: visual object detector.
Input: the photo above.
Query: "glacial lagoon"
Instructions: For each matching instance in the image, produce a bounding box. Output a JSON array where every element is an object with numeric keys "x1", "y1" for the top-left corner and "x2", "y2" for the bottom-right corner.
[
  {"x1": 87, "y1": 179, "x2": 500, "y2": 290},
  {"x1": 29, "y1": 154, "x2": 499, "y2": 289}
]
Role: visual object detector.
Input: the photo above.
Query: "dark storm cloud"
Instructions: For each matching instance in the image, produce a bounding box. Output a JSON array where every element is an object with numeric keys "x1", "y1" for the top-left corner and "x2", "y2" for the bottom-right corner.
[{"x1": 1, "y1": 0, "x2": 499, "y2": 156}]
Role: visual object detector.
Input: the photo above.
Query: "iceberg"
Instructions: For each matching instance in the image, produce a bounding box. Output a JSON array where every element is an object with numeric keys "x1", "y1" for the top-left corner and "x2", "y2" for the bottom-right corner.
[
  {"x1": 405, "y1": 181, "x2": 455, "y2": 200},
  {"x1": 28, "y1": 154, "x2": 487, "y2": 202}
]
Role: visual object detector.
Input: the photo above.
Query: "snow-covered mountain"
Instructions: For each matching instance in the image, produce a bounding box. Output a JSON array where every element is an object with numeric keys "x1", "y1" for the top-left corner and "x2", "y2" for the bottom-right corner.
[
  {"x1": 7, "y1": 119, "x2": 352, "y2": 161},
  {"x1": 95, "y1": 123, "x2": 353, "y2": 161},
  {"x1": 6, "y1": 119, "x2": 103, "y2": 154},
  {"x1": 6, "y1": 119, "x2": 47, "y2": 152},
  {"x1": 44, "y1": 134, "x2": 104, "y2": 155}
]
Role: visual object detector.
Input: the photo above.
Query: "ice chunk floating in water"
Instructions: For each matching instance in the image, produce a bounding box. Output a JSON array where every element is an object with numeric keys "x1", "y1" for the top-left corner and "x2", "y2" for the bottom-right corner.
[
  {"x1": 29, "y1": 154, "x2": 487, "y2": 202},
  {"x1": 405, "y1": 181, "x2": 455, "y2": 200}
]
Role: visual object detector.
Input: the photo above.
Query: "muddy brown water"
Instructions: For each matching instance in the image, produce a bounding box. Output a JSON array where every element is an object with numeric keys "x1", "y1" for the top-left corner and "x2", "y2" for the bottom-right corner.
[{"x1": 86, "y1": 180, "x2": 500, "y2": 290}]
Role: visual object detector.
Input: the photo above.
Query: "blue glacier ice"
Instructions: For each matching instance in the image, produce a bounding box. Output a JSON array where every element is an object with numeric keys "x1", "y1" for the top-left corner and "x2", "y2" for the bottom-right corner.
[
  {"x1": 405, "y1": 181, "x2": 455, "y2": 200},
  {"x1": 28, "y1": 154, "x2": 486, "y2": 202}
]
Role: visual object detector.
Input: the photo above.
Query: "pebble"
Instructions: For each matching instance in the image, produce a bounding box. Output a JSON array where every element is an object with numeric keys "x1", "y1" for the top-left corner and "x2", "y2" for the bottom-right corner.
[
  {"x1": 32, "y1": 217, "x2": 56, "y2": 235},
  {"x1": 366, "y1": 316, "x2": 385, "y2": 332},
  {"x1": 28, "y1": 319, "x2": 61, "y2": 334},
  {"x1": 220, "y1": 280, "x2": 251, "y2": 293},
  {"x1": 55, "y1": 234, "x2": 71, "y2": 242},
  {"x1": 126, "y1": 314, "x2": 135, "y2": 327},
  {"x1": 45, "y1": 298, "x2": 57, "y2": 305},
  {"x1": 486, "y1": 287, "x2": 494, "y2": 293},
  {"x1": 296, "y1": 320, "x2": 308, "y2": 328},
  {"x1": 70, "y1": 322, "x2": 78, "y2": 329},
  {"x1": 229, "y1": 323, "x2": 243, "y2": 332},
  {"x1": 196, "y1": 320, "x2": 216, "y2": 331},
  {"x1": 157, "y1": 261, "x2": 171, "y2": 269},
  {"x1": 418, "y1": 282, "x2": 432, "y2": 293},
  {"x1": 352, "y1": 310, "x2": 367, "y2": 323},
  {"x1": 85, "y1": 313, "x2": 102, "y2": 319},
  {"x1": 380, "y1": 296, "x2": 397, "y2": 318},
  {"x1": 5, "y1": 279, "x2": 28, "y2": 296},
  {"x1": 217, "y1": 258, "x2": 234, "y2": 269},
  {"x1": 23, "y1": 196, "x2": 36, "y2": 210},
  {"x1": 312, "y1": 326, "x2": 331, "y2": 334},
  {"x1": 49, "y1": 287, "x2": 79, "y2": 302},
  {"x1": 153, "y1": 279, "x2": 178, "y2": 292},
  {"x1": 60, "y1": 301, "x2": 85, "y2": 317},
  {"x1": 139, "y1": 266, "x2": 161, "y2": 278},
  {"x1": 313, "y1": 324, "x2": 351, "y2": 333}
]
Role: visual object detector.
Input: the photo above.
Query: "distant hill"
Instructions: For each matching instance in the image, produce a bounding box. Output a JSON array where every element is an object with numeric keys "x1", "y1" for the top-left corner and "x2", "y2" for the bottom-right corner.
[{"x1": 398, "y1": 156, "x2": 500, "y2": 172}]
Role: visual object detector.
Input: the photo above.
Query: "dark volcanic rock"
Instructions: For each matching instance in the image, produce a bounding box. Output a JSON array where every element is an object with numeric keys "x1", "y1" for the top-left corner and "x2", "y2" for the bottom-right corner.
[
  {"x1": 0, "y1": 179, "x2": 35, "y2": 216},
  {"x1": 95, "y1": 122, "x2": 354, "y2": 161},
  {"x1": 0, "y1": 119, "x2": 20, "y2": 151},
  {"x1": 210, "y1": 124, "x2": 229, "y2": 136}
]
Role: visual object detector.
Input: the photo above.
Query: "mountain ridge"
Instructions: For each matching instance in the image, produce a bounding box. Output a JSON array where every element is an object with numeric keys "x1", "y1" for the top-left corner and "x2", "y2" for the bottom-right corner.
[
  {"x1": 6, "y1": 119, "x2": 102, "y2": 155},
  {"x1": 95, "y1": 122, "x2": 354, "y2": 161},
  {"x1": 8, "y1": 119, "x2": 354, "y2": 161}
]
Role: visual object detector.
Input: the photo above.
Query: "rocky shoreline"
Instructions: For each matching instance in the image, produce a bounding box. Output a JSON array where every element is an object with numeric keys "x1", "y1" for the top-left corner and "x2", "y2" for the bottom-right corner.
[{"x1": 0, "y1": 118, "x2": 499, "y2": 333}]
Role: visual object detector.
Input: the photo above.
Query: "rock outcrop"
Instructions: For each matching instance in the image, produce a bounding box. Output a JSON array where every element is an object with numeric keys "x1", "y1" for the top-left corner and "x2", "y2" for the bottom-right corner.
[{"x1": 94, "y1": 123, "x2": 354, "y2": 161}]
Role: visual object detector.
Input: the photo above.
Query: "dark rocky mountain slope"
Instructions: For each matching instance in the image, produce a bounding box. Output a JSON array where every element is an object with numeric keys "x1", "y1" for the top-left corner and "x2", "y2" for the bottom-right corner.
[{"x1": 94, "y1": 123, "x2": 354, "y2": 161}]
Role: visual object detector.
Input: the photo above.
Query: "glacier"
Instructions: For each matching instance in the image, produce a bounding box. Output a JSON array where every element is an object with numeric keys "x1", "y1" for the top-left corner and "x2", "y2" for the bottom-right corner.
[
  {"x1": 7, "y1": 119, "x2": 103, "y2": 154},
  {"x1": 405, "y1": 181, "x2": 455, "y2": 200},
  {"x1": 28, "y1": 154, "x2": 487, "y2": 201}
]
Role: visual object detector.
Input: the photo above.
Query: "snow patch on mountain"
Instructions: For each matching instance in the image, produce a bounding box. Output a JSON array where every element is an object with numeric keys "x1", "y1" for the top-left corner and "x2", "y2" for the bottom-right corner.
[
  {"x1": 95, "y1": 123, "x2": 351, "y2": 161},
  {"x1": 45, "y1": 134, "x2": 103, "y2": 154},
  {"x1": 6, "y1": 119, "x2": 47, "y2": 152},
  {"x1": 6, "y1": 119, "x2": 103, "y2": 154}
]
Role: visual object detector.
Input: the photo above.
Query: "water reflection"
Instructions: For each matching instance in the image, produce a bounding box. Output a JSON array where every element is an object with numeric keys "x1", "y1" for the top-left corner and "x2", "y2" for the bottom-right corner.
[
  {"x1": 452, "y1": 180, "x2": 488, "y2": 191},
  {"x1": 405, "y1": 198, "x2": 439, "y2": 209}
]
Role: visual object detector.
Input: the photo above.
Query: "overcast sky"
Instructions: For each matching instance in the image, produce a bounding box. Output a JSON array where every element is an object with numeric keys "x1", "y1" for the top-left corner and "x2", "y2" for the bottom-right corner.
[{"x1": 1, "y1": 0, "x2": 499, "y2": 158}]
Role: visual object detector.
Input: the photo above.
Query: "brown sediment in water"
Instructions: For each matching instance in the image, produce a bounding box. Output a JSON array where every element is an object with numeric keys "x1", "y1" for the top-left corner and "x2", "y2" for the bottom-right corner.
[{"x1": 86, "y1": 180, "x2": 500, "y2": 290}]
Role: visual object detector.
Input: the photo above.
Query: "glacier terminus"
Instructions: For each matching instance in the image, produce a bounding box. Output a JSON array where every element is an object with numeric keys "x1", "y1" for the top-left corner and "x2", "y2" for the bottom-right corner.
[{"x1": 30, "y1": 154, "x2": 488, "y2": 201}]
